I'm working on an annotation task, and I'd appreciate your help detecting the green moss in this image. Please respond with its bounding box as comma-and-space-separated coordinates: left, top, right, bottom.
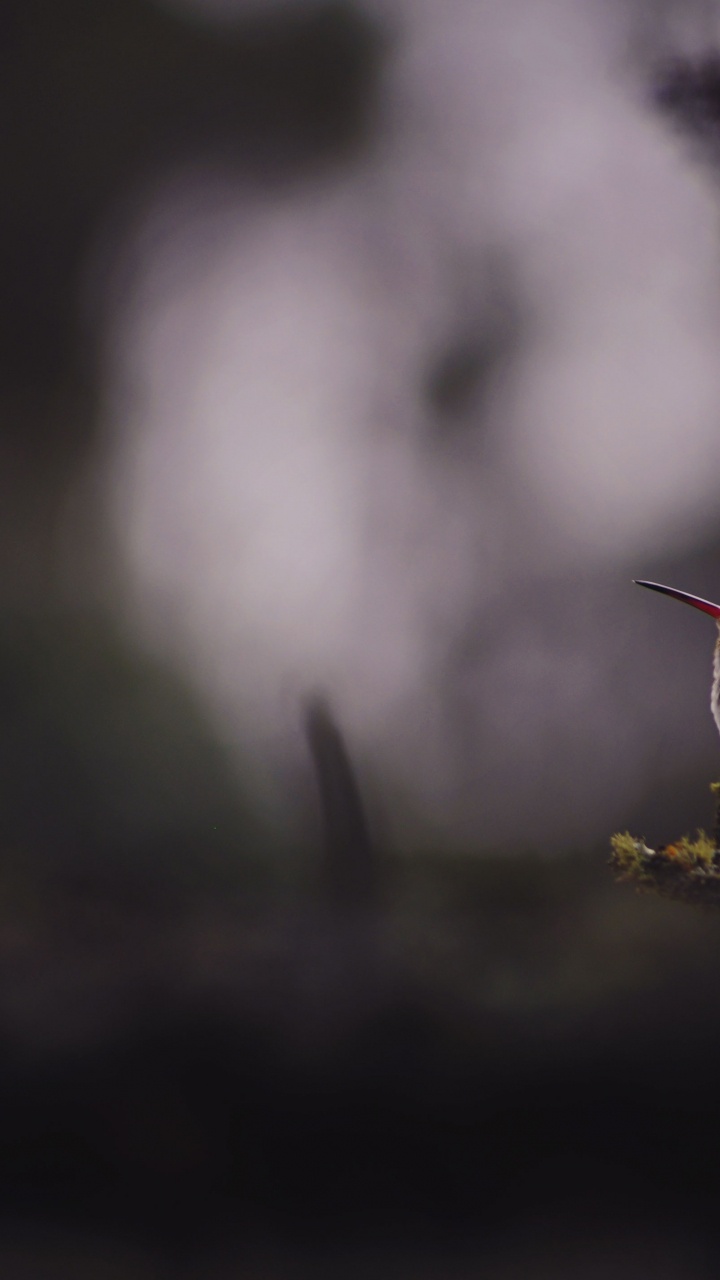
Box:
610, 803, 720, 908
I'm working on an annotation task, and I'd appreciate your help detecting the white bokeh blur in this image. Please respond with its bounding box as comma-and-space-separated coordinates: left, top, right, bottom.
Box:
96, 0, 720, 848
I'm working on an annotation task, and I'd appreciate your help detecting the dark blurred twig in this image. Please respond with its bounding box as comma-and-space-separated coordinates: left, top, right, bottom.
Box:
302, 694, 378, 912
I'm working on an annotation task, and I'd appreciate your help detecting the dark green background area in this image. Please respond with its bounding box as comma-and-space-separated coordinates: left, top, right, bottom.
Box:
0, 0, 384, 409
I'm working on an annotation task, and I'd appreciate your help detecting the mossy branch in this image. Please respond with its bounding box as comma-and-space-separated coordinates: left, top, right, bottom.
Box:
610, 783, 720, 908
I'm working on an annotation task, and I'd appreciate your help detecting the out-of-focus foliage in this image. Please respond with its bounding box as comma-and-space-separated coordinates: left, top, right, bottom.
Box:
0, 0, 383, 412
5, 1, 720, 1275
0, 607, 276, 900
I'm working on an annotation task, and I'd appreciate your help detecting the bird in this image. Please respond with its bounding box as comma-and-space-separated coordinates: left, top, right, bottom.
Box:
635, 580, 720, 737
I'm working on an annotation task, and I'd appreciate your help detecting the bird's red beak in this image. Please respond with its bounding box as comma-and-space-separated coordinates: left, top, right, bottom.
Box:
634, 580, 720, 619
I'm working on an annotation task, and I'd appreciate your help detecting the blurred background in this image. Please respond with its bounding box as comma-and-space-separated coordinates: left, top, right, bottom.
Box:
6, 0, 720, 1274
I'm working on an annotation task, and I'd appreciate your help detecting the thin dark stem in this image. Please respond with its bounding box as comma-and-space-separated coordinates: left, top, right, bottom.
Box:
302, 694, 378, 911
